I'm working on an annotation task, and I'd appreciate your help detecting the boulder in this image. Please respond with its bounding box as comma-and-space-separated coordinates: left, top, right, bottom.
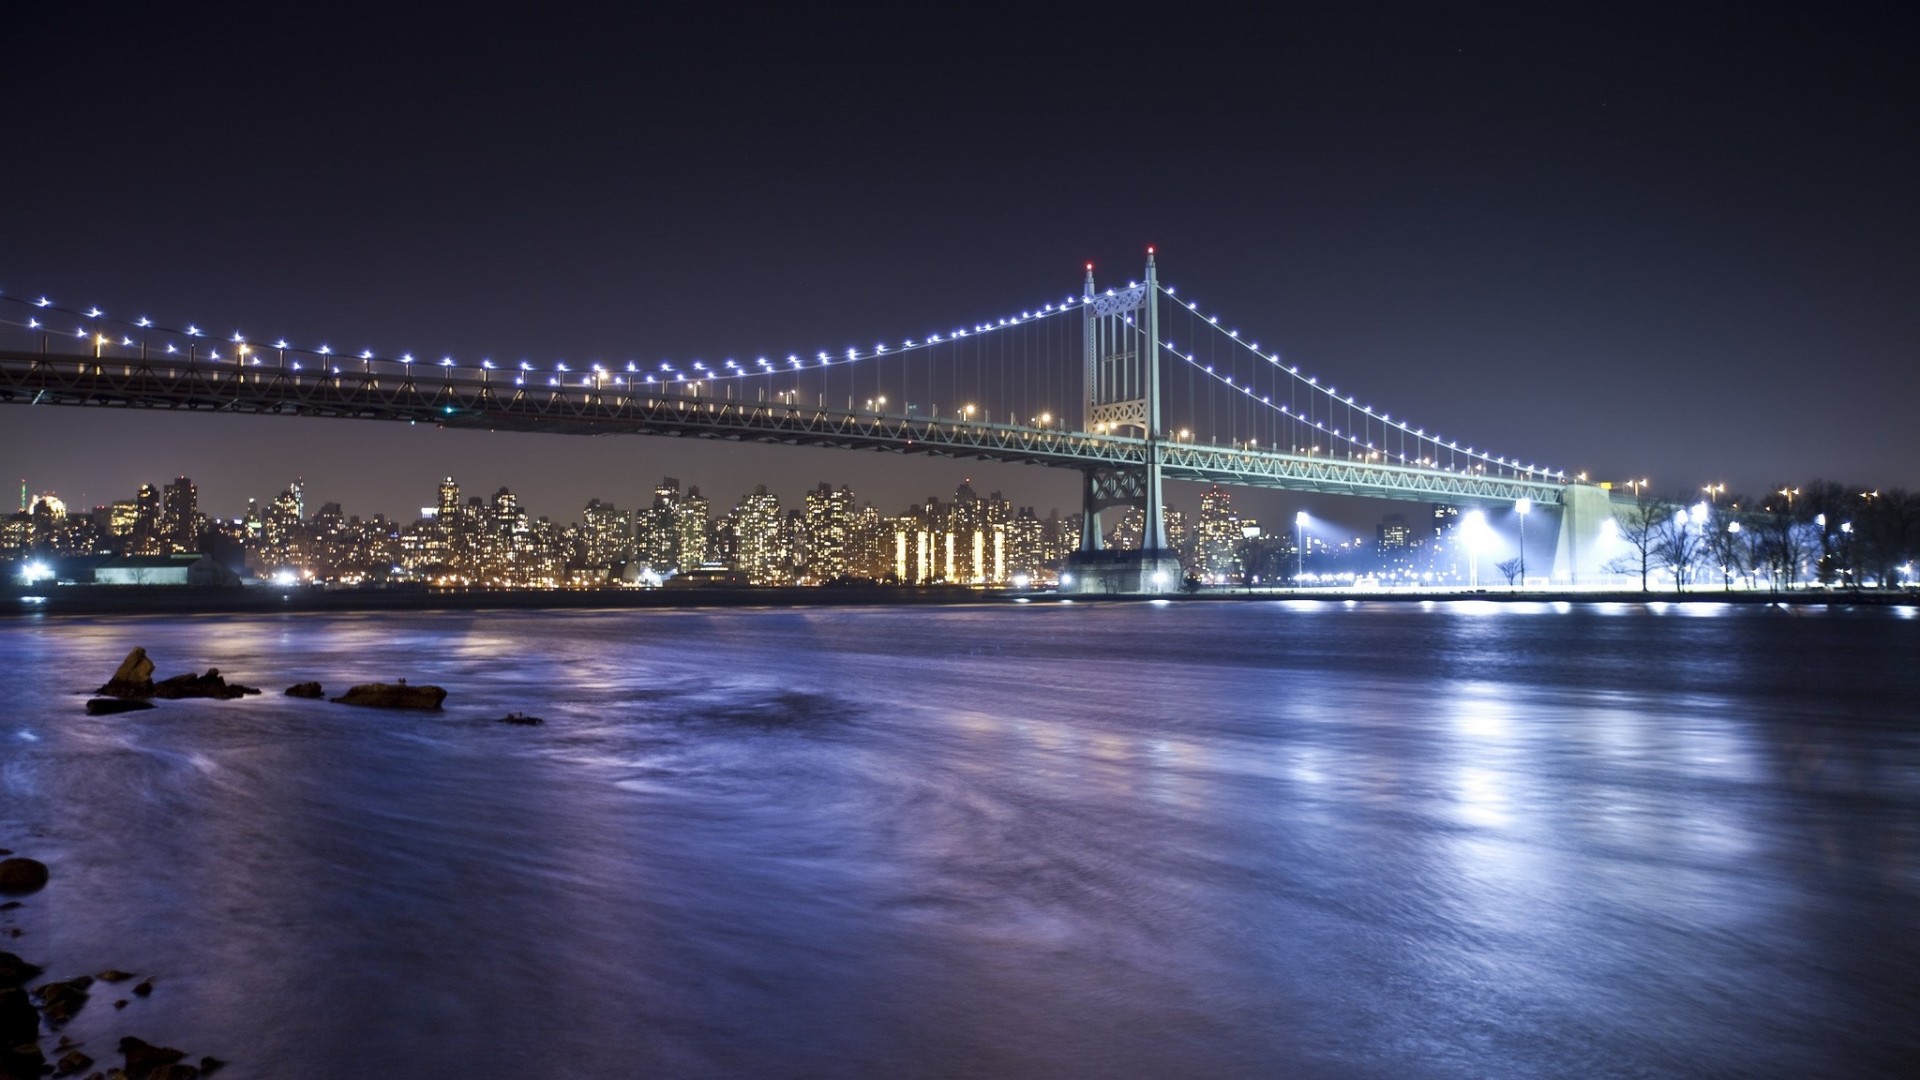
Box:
0, 987, 35, 1046
0, 950, 42, 989
331, 682, 446, 710
501, 712, 544, 726
0, 1038, 44, 1080
87, 698, 156, 716
117, 1037, 185, 1079
0, 859, 48, 896
284, 682, 324, 699
97, 647, 156, 698
151, 670, 260, 701
52, 1048, 93, 1076
32, 975, 92, 1025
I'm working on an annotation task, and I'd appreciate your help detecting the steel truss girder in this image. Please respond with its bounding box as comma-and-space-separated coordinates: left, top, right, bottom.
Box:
0, 351, 1564, 507
1084, 465, 1151, 513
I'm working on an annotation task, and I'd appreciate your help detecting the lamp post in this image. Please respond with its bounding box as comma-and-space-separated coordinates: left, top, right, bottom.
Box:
1295, 510, 1308, 586
1463, 509, 1487, 588
1516, 497, 1531, 588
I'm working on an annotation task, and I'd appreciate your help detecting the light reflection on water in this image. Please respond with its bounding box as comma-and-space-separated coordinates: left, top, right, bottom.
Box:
0, 602, 1917, 1079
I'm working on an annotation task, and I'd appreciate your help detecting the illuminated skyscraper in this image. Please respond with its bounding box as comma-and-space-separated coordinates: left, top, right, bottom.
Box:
1197, 486, 1243, 580
580, 498, 631, 571
729, 485, 787, 585
161, 476, 198, 553
132, 484, 163, 556
803, 482, 857, 583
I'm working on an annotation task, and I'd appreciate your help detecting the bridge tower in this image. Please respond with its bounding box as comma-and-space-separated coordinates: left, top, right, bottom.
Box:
1062, 250, 1183, 594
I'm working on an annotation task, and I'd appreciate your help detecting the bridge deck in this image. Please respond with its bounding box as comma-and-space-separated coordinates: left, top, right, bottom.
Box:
0, 351, 1565, 505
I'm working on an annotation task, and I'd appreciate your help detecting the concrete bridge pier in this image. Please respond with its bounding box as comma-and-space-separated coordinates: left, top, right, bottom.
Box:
1549, 484, 1616, 585
1062, 464, 1182, 595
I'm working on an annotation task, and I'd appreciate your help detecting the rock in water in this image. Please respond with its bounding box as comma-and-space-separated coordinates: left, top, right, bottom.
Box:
151, 669, 261, 701
52, 1047, 93, 1076
86, 697, 156, 716
501, 711, 544, 725
32, 975, 92, 1025
330, 682, 447, 710
284, 682, 324, 698
97, 647, 156, 698
0, 986, 36, 1045
0, 1038, 44, 1080
0, 859, 48, 896
118, 1036, 187, 1078
0, 950, 43, 989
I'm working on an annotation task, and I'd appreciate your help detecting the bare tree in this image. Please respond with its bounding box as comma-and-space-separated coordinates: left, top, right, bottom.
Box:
1703, 500, 1752, 591
1753, 487, 1807, 590
1496, 557, 1524, 587
1653, 504, 1706, 592
1606, 487, 1664, 591
1858, 488, 1918, 588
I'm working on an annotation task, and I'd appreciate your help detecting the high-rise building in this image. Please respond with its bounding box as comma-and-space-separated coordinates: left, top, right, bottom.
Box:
729, 485, 787, 585
1005, 507, 1045, 579
580, 498, 631, 571
803, 482, 857, 583
132, 484, 163, 556
676, 486, 711, 573
1377, 514, 1412, 553
161, 476, 199, 553
636, 478, 682, 573
1197, 486, 1243, 580
847, 502, 888, 581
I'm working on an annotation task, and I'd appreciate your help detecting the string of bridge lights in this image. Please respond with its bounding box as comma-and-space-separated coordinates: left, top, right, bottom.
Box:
1156, 283, 1565, 480
0, 282, 1148, 389
1, 282, 1563, 479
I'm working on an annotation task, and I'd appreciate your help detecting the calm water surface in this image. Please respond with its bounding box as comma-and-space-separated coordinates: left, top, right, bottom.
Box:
2, 601, 1917, 1078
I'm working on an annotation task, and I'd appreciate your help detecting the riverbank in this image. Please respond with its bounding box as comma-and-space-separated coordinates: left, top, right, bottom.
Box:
3, 582, 1912, 617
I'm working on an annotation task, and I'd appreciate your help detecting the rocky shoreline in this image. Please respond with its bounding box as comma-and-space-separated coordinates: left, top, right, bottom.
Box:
2, 853, 224, 1080
3, 647, 539, 1079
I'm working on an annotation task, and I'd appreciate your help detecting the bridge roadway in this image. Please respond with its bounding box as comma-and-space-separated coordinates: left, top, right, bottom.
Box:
0, 350, 1566, 506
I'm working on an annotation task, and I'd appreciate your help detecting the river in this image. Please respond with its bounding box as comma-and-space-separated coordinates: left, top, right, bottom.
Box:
2, 600, 1917, 1078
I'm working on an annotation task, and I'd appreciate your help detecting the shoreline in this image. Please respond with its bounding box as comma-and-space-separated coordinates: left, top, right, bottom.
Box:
3, 583, 1912, 618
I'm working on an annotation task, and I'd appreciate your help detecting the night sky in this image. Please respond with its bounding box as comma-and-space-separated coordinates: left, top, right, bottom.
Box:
4, 4, 1916, 530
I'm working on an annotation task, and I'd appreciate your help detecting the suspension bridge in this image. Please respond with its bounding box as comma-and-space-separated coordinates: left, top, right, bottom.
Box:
0, 251, 1614, 592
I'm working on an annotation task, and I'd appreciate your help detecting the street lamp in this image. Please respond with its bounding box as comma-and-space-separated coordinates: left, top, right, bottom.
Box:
1462, 509, 1488, 588
1515, 497, 1532, 588
1295, 510, 1308, 585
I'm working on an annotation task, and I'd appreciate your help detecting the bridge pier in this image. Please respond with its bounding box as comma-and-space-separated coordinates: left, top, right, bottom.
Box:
1549, 483, 1615, 585
1061, 547, 1184, 595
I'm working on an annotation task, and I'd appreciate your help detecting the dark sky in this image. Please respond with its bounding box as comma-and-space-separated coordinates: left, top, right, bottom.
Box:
4, 3, 1916, 530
